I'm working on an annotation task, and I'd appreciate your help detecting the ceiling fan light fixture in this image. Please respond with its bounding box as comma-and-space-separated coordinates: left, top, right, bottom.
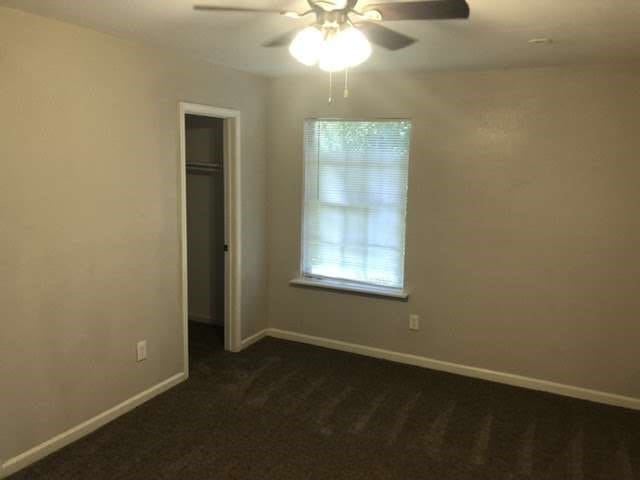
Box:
318, 31, 349, 72
289, 26, 324, 66
318, 26, 372, 72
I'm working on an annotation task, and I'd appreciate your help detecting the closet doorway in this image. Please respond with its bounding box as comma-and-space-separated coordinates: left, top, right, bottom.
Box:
179, 103, 242, 373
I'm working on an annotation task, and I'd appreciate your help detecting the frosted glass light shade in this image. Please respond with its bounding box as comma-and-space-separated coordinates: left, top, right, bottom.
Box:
318, 32, 349, 72
289, 27, 324, 66
318, 27, 372, 72
340, 27, 372, 67
289, 25, 372, 71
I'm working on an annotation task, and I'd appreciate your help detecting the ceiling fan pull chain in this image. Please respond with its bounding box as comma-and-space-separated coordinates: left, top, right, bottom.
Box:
328, 71, 333, 104
344, 67, 350, 98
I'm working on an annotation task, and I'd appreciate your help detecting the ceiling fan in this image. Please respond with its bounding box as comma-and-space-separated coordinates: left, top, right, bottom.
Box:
194, 0, 470, 70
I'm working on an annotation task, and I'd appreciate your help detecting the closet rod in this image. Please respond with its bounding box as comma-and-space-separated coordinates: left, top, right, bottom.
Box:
186, 162, 223, 173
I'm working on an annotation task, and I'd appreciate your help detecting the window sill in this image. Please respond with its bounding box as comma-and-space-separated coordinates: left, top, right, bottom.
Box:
289, 277, 409, 300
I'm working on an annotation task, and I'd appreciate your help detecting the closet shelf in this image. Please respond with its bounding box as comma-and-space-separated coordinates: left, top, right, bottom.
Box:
186, 162, 223, 173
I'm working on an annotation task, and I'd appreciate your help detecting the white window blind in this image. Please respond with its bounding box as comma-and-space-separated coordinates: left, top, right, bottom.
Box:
302, 119, 412, 289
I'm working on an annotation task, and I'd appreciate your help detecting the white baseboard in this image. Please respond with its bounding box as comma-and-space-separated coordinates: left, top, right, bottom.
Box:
4, 330, 637, 478
1, 372, 187, 479
266, 328, 640, 411
240, 328, 269, 350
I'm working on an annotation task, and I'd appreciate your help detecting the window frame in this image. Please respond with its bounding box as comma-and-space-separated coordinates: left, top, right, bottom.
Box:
292, 117, 412, 300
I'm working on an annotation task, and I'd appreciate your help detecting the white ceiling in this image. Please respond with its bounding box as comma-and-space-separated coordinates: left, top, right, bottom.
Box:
2, 0, 640, 77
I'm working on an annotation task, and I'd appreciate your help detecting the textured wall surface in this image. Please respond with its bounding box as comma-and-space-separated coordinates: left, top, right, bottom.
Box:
267, 65, 640, 400
0, 6, 267, 461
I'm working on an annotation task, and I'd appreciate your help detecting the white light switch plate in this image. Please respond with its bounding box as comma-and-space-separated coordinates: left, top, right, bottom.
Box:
409, 314, 420, 331
136, 340, 147, 361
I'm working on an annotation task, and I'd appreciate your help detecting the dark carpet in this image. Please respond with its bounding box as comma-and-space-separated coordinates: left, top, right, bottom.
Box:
10, 322, 640, 479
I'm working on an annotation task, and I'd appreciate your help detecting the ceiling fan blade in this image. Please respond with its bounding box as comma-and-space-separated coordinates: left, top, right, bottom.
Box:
363, 0, 470, 21
262, 28, 301, 47
357, 22, 416, 50
194, 5, 284, 13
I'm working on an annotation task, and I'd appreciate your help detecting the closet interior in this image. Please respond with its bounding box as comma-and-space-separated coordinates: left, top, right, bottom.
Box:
186, 114, 225, 353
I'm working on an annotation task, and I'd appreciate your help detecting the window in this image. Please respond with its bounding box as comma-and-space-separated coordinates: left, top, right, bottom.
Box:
298, 119, 412, 296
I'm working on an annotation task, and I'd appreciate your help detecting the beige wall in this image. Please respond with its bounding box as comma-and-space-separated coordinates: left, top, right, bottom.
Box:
2, 1, 640, 468
0, 7, 267, 461
267, 65, 640, 400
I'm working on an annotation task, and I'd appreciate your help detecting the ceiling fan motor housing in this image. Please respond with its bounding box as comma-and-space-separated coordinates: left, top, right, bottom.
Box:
315, 9, 350, 30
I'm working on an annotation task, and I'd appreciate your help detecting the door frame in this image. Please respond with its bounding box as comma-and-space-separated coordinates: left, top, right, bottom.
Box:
178, 102, 242, 373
